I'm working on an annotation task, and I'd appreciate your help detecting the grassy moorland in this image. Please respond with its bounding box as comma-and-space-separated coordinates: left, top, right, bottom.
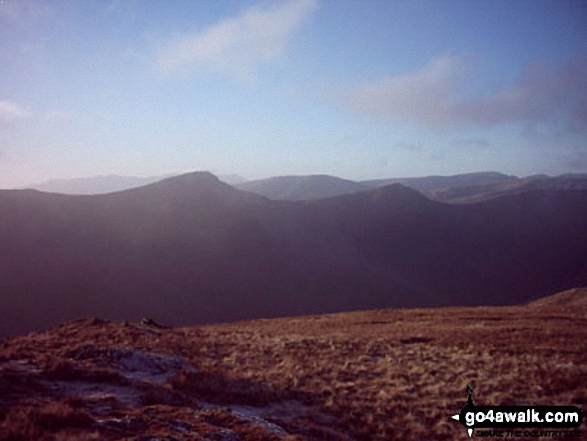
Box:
0, 290, 585, 440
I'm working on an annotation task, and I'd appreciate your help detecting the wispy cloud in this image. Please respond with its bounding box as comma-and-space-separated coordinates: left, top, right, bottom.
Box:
0, 100, 31, 127
349, 54, 465, 129
348, 53, 587, 133
0, 0, 51, 21
155, 0, 317, 82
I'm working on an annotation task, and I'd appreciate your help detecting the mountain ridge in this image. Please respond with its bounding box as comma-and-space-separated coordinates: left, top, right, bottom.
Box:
22, 172, 249, 195
19, 171, 587, 205
1, 171, 586, 336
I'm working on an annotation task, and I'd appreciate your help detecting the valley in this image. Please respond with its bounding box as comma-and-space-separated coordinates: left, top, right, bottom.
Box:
1, 172, 586, 336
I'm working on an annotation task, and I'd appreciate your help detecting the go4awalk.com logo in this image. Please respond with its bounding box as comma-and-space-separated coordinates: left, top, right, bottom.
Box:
451, 386, 583, 438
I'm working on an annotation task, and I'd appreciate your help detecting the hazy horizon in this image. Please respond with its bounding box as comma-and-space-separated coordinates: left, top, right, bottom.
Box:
1, 0, 586, 188
9, 168, 578, 193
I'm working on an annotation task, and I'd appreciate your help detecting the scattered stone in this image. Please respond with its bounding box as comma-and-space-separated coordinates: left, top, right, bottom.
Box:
140, 318, 172, 329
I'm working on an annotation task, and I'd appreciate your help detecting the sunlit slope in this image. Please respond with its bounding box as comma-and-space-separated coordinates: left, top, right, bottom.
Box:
1, 291, 585, 440
528, 287, 587, 307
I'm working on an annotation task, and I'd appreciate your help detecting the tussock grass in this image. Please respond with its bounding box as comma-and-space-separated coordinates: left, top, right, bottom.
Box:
0, 304, 585, 440
165, 304, 587, 440
0, 400, 96, 441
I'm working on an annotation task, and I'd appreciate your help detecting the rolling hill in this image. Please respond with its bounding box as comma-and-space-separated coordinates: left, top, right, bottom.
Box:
362, 171, 518, 193
25, 173, 248, 195
235, 172, 518, 201
1, 171, 587, 336
236, 172, 587, 204
427, 174, 587, 203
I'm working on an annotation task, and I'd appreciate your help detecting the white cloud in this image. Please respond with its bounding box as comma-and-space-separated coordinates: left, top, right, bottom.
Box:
156, 0, 317, 81
0, 100, 31, 127
0, 0, 51, 21
348, 53, 587, 134
349, 54, 465, 129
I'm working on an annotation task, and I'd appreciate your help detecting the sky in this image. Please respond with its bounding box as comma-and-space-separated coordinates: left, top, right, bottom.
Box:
1, 0, 586, 188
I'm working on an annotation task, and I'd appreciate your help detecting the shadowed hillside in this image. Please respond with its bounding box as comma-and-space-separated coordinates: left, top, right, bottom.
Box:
363, 171, 518, 193
235, 172, 516, 201
1, 172, 587, 336
236, 172, 587, 204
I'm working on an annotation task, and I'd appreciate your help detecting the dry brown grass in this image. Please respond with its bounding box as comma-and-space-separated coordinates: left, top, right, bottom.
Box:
161, 304, 587, 439
0, 301, 585, 440
0, 399, 97, 441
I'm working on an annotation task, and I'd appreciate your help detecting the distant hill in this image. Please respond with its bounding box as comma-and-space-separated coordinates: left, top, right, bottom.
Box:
236, 172, 587, 205
25, 173, 247, 195
362, 171, 518, 192
428, 174, 587, 203
1, 171, 587, 336
28, 174, 175, 195
236, 174, 370, 200
27, 171, 587, 202
528, 287, 587, 307
235, 172, 518, 201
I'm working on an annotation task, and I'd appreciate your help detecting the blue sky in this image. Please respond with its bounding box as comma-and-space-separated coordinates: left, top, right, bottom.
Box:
1, 0, 586, 187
